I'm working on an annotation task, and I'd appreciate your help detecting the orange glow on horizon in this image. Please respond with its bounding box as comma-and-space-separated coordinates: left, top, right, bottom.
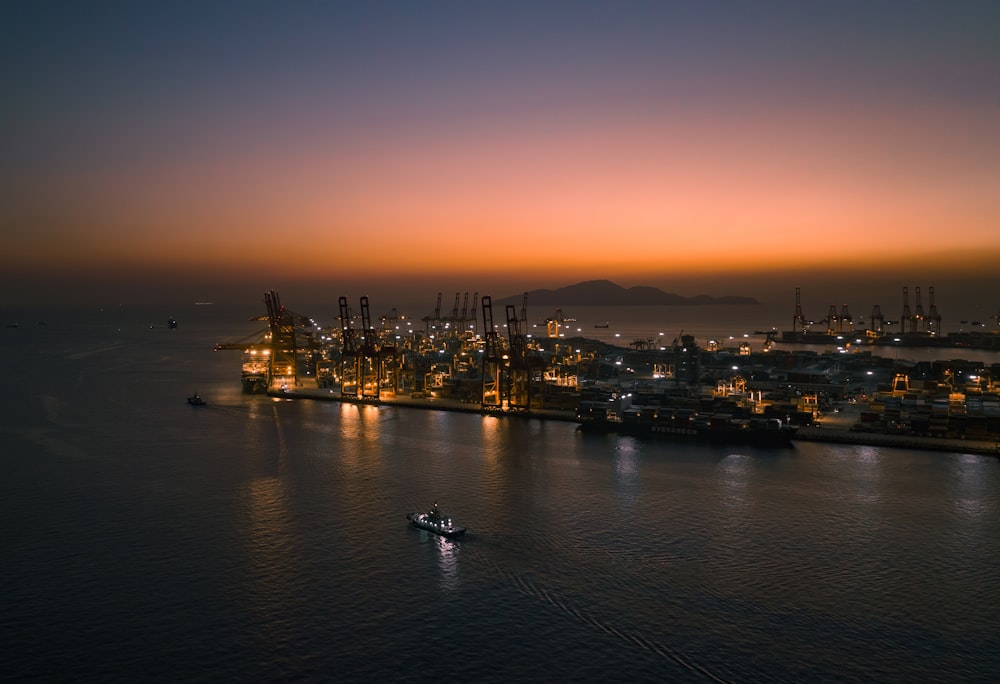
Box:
6, 97, 998, 287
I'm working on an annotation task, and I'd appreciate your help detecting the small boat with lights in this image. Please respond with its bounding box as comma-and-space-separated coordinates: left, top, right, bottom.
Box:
407, 502, 466, 538
187, 393, 206, 406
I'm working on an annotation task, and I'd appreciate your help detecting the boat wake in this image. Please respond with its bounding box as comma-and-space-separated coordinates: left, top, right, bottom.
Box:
483, 558, 731, 683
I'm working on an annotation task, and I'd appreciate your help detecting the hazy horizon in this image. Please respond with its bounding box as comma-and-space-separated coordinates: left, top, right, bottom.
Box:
3, 270, 997, 330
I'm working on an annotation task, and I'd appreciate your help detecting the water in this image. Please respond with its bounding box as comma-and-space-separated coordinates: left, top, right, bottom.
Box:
3, 304, 999, 682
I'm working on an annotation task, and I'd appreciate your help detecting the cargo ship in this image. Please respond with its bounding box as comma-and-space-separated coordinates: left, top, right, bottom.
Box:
577, 402, 798, 447
240, 345, 270, 394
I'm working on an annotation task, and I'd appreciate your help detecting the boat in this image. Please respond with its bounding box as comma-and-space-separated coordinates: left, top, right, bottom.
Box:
187, 393, 206, 406
168, 318, 178, 329
594, 322, 609, 328
407, 502, 466, 538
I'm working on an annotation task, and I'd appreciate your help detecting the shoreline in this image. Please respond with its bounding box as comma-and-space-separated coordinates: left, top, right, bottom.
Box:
270, 388, 1000, 457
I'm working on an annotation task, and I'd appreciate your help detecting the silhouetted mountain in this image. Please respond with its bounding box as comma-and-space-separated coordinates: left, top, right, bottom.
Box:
495, 280, 758, 306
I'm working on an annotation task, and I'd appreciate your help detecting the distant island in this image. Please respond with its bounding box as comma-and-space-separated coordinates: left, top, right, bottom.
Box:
495, 280, 759, 307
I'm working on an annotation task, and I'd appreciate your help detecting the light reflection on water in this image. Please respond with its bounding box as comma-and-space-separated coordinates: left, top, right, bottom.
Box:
612, 438, 640, 506
852, 445, 883, 505
435, 534, 461, 592
716, 452, 752, 514
954, 453, 993, 518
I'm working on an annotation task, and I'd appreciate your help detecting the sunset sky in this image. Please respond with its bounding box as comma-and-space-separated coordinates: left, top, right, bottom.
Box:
2, 1, 999, 312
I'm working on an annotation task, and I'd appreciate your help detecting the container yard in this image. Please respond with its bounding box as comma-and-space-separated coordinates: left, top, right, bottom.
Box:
215, 289, 1000, 454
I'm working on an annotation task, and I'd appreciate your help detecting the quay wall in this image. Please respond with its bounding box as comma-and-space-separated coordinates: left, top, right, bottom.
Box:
271, 389, 999, 457
795, 425, 999, 456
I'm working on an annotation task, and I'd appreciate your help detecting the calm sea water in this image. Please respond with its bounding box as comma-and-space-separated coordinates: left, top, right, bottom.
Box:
2, 304, 999, 682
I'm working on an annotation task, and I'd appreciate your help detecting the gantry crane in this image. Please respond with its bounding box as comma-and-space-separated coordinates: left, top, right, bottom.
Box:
358, 296, 399, 399
339, 295, 361, 397
793, 287, 809, 333
825, 304, 839, 335
927, 286, 942, 334
839, 304, 853, 333
359, 296, 381, 400
480, 295, 505, 410
469, 292, 479, 337
914, 286, 926, 333
264, 289, 295, 389
422, 292, 443, 333
900, 287, 913, 333
262, 289, 319, 391
868, 305, 885, 339
449, 292, 461, 327
506, 303, 531, 410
